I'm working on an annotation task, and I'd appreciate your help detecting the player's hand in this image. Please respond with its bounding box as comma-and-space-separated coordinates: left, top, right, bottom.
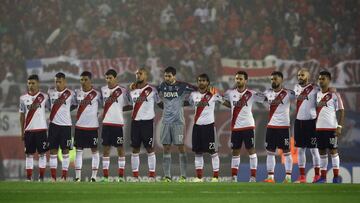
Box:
335, 127, 342, 137
129, 82, 136, 90
208, 86, 218, 95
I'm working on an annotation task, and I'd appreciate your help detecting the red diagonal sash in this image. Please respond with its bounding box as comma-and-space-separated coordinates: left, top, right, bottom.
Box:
231, 90, 252, 130
102, 87, 122, 119
49, 89, 71, 122
316, 93, 332, 118
131, 86, 153, 120
25, 93, 45, 129
269, 90, 287, 122
296, 85, 314, 116
194, 91, 213, 124
76, 90, 97, 120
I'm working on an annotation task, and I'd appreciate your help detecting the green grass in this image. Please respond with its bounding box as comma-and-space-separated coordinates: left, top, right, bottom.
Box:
1, 182, 359, 203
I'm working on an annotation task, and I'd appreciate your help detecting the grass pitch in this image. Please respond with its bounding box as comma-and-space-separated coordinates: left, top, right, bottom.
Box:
1, 181, 359, 203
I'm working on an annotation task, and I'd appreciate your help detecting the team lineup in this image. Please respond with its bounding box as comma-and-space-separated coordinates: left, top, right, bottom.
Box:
19, 66, 345, 183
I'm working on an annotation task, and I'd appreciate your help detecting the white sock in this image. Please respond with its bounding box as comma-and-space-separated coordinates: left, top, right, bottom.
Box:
118, 156, 126, 170
148, 152, 156, 173
50, 154, 58, 170
266, 152, 276, 176
91, 152, 99, 179
249, 153, 258, 170
310, 148, 320, 168
26, 155, 34, 170
131, 153, 140, 172
75, 150, 83, 179
331, 153, 340, 170
231, 155, 240, 174
39, 154, 47, 169
320, 154, 328, 171
298, 148, 306, 169
102, 157, 110, 170
211, 153, 220, 172
62, 154, 70, 171
284, 152, 293, 174
195, 154, 204, 170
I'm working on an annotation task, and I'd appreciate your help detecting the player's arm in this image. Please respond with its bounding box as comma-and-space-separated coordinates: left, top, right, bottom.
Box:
222, 90, 231, 108
222, 100, 231, 108
20, 112, 25, 141
157, 102, 164, 109
335, 92, 345, 137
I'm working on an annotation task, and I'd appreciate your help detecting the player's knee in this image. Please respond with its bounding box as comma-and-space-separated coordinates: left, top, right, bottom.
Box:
247, 148, 256, 155
132, 148, 140, 153
232, 149, 241, 156
146, 147, 154, 153
50, 149, 58, 155
330, 149, 338, 155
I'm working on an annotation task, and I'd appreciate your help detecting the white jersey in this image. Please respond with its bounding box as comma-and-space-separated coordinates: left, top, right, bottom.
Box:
130, 84, 161, 121
189, 91, 224, 125
75, 88, 101, 130
224, 88, 265, 130
294, 83, 319, 120
101, 85, 131, 126
19, 92, 49, 132
316, 91, 344, 131
263, 88, 295, 128
48, 88, 76, 126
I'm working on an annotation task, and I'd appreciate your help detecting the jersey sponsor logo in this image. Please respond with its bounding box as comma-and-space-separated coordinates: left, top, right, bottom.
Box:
163, 91, 179, 98
25, 93, 45, 129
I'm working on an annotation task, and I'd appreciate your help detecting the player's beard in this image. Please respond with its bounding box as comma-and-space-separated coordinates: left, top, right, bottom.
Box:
271, 83, 280, 89
237, 83, 244, 90
136, 79, 144, 84
298, 79, 306, 86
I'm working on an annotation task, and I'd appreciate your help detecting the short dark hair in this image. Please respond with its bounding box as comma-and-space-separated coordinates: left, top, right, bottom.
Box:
271, 71, 283, 79
236, 71, 248, 80
55, 72, 66, 79
28, 74, 39, 81
319, 70, 331, 80
105, 69, 117, 78
80, 71, 92, 79
197, 73, 210, 83
164, 66, 176, 76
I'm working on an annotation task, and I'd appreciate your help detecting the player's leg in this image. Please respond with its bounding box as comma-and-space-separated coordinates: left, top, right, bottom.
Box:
230, 131, 241, 181
308, 119, 320, 182
74, 129, 83, 181
101, 126, 111, 181
329, 134, 340, 183
113, 126, 125, 182
316, 131, 328, 183
24, 132, 35, 181
143, 120, 156, 180
207, 124, 219, 182
48, 123, 59, 181
130, 121, 141, 179
160, 123, 172, 181
59, 125, 72, 181
192, 124, 203, 182
36, 131, 49, 181
173, 124, 186, 181
279, 129, 292, 183
244, 130, 257, 182
90, 130, 99, 182
117, 146, 126, 182
294, 119, 306, 183
264, 128, 276, 183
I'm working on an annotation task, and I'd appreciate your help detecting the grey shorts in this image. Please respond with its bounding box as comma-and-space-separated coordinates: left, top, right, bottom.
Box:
160, 123, 185, 145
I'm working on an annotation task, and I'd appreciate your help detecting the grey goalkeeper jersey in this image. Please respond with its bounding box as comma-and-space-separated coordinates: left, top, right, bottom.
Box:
157, 81, 196, 124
